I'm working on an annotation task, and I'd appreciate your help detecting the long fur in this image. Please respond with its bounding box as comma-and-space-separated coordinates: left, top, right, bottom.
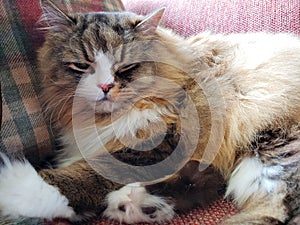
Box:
38, 4, 300, 223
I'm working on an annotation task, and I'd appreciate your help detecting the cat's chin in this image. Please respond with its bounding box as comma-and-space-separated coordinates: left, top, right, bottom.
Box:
94, 100, 121, 114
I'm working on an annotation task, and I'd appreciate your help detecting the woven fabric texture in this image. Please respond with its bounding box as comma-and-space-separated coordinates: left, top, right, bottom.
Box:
96, 199, 237, 225
45, 199, 237, 225
0, 0, 51, 165
0, 0, 124, 166
122, 0, 300, 37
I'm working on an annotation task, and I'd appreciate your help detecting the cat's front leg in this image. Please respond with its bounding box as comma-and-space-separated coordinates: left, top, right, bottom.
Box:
0, 154, 123, 221
0, 154, 75, 220
103, 183, 175, 224
39, 159, 124, 221
103, 160, 225, 224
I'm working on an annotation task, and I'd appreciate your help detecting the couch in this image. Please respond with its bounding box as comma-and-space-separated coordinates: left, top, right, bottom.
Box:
0, 0, 299, 224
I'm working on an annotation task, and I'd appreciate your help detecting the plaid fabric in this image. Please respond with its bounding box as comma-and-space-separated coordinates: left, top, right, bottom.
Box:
0, 0, 124, 166
0, 0, 50, 165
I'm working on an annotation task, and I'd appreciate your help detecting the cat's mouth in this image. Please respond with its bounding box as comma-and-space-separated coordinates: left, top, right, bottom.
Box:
95, 97, 112, 106
96, 91, 113, 102
94, 96, 120, 113
98, 96, 110, 102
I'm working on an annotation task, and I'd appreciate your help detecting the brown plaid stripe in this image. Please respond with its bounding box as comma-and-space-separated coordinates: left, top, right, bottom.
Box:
0, 0, 52, 165
0, 0, 124, 166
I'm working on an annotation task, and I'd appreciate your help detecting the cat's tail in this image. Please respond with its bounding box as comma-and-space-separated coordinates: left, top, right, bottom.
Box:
0, 153, 75, 220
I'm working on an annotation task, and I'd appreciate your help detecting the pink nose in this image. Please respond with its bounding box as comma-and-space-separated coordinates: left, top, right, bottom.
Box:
97, 83, 114, 93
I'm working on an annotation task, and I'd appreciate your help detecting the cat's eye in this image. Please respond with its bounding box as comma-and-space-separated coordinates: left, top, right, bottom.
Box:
73, 63, 90, 70
68, 62, 92, 74
115, 63, 140, 78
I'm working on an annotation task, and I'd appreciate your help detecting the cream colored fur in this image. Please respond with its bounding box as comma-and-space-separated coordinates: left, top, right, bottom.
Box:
103, 31, 300, 224
183, 32, 300, 173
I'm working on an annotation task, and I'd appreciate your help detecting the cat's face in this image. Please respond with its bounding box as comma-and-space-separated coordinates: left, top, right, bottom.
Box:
39, 2, 182, 115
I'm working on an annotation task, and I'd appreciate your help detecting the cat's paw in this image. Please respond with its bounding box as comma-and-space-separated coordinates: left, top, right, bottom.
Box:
0, 153, 75, 219
103, 183, 175, 224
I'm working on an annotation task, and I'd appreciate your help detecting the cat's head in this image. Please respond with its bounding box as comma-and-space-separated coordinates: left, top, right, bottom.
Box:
39, 1, 189, 119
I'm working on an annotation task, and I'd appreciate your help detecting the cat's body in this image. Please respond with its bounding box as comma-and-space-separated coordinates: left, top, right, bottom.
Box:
0, 1, 299, 224
39, 7, 300, 224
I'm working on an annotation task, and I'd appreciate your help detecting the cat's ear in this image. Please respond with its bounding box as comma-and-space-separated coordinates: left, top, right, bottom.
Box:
135, 7, 166, 35
39, 0, 76, 31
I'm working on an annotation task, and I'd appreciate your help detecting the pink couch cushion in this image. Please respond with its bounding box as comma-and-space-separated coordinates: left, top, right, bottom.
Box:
46, 199, 237, 225
122, 0, 300, 37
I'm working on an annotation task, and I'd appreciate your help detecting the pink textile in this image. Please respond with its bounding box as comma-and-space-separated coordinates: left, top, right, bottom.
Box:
45, 199, 238, 225
122, 0, 300, 37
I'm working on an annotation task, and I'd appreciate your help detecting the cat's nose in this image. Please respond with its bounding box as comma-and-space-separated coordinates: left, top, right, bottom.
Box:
97, 83, 114, 94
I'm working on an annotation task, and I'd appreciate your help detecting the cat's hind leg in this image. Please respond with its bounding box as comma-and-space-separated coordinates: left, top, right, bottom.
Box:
0, 153, 75, 220
223, 125, 300, 225
224, 155, 299, 224
223, 189, 288, 225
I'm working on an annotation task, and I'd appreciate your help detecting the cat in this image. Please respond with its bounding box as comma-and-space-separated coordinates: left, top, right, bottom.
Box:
0, 0, 299, 224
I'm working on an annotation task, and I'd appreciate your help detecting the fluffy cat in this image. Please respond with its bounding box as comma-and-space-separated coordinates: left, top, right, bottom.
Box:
0, 0, 299, 224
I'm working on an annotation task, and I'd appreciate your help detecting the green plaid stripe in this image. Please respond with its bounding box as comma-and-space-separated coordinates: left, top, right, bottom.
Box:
0, 0, 124, 166
0, 0, 53, 165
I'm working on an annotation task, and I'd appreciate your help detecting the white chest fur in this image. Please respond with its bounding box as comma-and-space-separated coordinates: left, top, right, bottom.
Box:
59, 107, 168, 167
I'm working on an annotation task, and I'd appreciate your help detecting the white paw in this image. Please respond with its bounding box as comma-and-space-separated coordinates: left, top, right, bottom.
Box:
0, 154, 75, 219
103, 183, 175, 224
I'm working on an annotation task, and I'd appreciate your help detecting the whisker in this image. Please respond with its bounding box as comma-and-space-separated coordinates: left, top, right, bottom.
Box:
43, 92, 75, 135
